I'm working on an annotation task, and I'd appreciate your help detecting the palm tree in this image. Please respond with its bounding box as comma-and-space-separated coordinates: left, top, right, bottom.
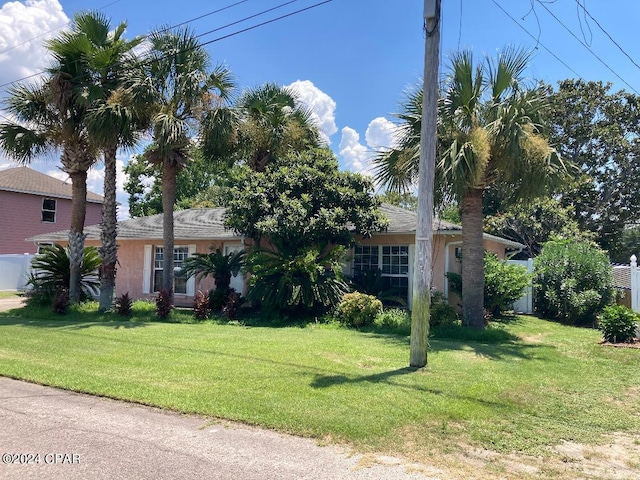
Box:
74, 12, 150, 311
180, 247, 245, 291
0, 16, 102, 303
144, 28, 235, 303
200, 83, 322, 173
374, 47, 569, 328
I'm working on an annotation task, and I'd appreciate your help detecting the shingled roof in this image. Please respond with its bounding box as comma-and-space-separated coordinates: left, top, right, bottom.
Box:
30, 208, 235, 242
0, 166, 103, 203
30, 204, 524, 250
379, 203, 524, 249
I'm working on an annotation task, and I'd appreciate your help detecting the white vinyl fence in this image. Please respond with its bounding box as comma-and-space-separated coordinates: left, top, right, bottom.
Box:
0, 254, 34, 291
507, 258, 535, 314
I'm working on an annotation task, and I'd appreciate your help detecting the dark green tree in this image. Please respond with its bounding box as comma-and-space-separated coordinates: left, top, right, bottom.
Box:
225, 149, 388, 249
224, 148, 388, 312
484, 197, 589, 258
548, 80, 640, 256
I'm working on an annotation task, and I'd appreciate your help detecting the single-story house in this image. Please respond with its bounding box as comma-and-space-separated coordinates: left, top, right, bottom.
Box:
29, 204, 524, 307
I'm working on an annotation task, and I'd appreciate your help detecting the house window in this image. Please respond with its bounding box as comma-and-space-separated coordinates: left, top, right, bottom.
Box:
353, 245, 410, 301
37, 243, 53, 254
353, 245, 379, 274
153, 246, 189, 294
42, 198, 56, 223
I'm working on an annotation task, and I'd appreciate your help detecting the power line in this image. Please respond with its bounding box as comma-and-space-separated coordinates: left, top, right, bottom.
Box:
198, 0, 333, 48
574, 0, 640, 72
0, 0, 333, 92
0, 0, 250, 64
194, 0, 300, 40
490, 0, 582, 79
535, 0, 639, 94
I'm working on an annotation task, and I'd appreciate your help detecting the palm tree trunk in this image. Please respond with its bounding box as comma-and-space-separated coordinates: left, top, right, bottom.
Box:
68, 170, 88, 304
99, 144, 118, 311
162, 162, 178, 304
461, 186, 485, 329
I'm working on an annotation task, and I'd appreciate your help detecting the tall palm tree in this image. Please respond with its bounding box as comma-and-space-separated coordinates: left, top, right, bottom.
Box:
74, 12, 151, 311
236, 83, 322, 172
144, 28, 235, 303
0, 17, 101, 303
200, 83, 322, 173
374, 47, 569, 328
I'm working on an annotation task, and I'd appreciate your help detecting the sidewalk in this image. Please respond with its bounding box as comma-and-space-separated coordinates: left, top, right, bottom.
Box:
0, 378, 434, 480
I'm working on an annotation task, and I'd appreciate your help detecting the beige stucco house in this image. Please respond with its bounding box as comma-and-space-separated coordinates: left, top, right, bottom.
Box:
30, 204, 523, 307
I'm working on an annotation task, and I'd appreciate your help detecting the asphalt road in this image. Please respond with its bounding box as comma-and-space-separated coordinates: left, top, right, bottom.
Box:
0, 378, 437, 480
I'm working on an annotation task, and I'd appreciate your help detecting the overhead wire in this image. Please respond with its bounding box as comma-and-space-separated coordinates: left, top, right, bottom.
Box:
490, 0, 582, 79
0, 0, 332, 92
574, 0, 640, 72
534, 0, 639, 94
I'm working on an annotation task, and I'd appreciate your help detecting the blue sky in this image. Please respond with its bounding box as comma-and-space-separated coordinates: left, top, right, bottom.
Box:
1, 0, 639, 218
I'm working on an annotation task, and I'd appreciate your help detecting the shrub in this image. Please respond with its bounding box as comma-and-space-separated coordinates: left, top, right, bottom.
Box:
350, 268, 408, 307
430, 291, 459, 328
52, 288, 69, 314
534, 240, 614, 324
484, 253, 530, 316
155, 288, 173, 320
209, 287, 233, 311
598, 305, 638, 343
193, 290, 211, 320
446, 253, 530, 316
246, 245, 349, 313
222, 291, 242, 319
114, 292, 133, 317
374, 307, 411, 334
26, 244, 101, 305
336, 292, 383, 328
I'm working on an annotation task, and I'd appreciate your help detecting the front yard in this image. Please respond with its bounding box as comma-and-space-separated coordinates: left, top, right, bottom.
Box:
0, 305, 638, 479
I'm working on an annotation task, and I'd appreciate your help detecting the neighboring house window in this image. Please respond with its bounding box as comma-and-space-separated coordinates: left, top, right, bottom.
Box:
42, 198, 56, 223
353, 245, 410, 300
37, 243, 53, 254
153, 246, 189, 294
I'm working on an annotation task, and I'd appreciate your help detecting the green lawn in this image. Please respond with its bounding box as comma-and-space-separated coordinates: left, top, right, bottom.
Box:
0, 291, 20, 299
0, 304, 638, 478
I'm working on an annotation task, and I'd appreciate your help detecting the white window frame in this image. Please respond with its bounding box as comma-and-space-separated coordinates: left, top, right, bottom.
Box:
41, 198, 56, 223
150, 245, 196, 295
353, 244, 413, 303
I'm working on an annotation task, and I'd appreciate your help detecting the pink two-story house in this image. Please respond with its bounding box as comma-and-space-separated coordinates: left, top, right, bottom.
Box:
0, 166, 103, 254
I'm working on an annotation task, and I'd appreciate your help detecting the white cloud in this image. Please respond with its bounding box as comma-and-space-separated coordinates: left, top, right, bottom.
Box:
338, 126, 371, 175
365, 117, 397, 150
0, 0, 68, 86
339, 117, 397, 178
287, 79, 338, 144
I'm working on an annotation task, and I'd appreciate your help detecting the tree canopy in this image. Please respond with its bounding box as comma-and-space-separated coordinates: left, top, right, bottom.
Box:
224, 148, 389, 250
547, 79, 640, 259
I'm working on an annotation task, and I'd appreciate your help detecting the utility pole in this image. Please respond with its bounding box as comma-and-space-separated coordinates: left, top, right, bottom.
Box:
410, 0, 440, 368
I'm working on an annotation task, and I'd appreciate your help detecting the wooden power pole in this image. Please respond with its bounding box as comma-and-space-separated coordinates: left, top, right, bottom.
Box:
410, 0, 441, 368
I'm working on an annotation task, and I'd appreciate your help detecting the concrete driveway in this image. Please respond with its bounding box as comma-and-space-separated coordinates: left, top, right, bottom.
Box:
0, 378, 436, 479
0, 296, 25, 312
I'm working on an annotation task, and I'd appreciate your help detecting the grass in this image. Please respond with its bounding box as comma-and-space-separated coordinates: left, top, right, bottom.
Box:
0, 303, 638, 477
0, 291, 21, 299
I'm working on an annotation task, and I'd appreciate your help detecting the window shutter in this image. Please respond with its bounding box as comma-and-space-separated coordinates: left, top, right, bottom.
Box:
186, 244, 196, 296
142, 245, 152, 294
